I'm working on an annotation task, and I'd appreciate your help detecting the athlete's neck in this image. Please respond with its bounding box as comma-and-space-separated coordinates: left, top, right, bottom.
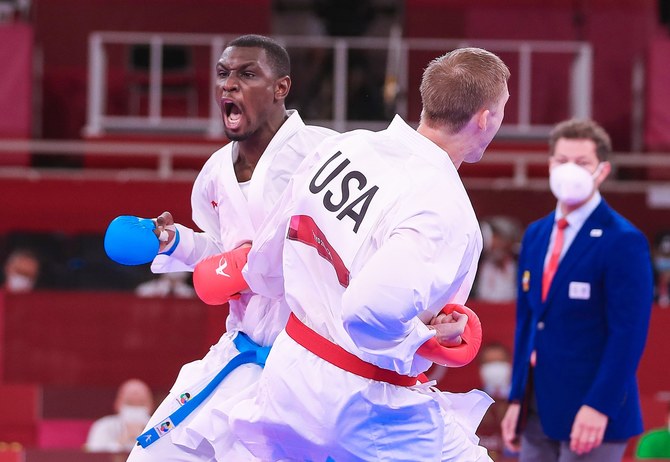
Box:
417, 122, 466, 169
235, 110, 290, 181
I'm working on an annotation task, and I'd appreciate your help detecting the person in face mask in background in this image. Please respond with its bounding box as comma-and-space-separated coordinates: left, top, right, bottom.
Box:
86, 379, 154, 453
500, 118, 653, 462
477, 342, 516, 460
479, 342, 512, 399
2, 248, 40, 293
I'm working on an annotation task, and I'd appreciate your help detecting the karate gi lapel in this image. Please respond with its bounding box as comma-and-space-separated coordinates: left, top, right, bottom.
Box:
215, 145, 255, 247
247, 111, 305, 230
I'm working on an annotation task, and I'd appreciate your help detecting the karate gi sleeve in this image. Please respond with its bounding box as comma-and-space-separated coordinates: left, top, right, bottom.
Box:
341, 208, 475, 375
151, 223, 225, 273
150, 151, 239, 273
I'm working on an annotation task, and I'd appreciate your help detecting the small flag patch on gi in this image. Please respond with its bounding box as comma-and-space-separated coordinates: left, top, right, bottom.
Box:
155, 418, 174, 436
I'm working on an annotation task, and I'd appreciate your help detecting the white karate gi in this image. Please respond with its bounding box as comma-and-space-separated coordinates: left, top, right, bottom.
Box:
230, 115, 493, 462
127, 111, 335, 462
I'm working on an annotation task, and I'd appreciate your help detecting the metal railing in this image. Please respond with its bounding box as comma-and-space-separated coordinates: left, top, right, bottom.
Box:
2, 139, 668, 195
468, 151, 670, 194
84, 31, 592, 138
0, 138, 220, 180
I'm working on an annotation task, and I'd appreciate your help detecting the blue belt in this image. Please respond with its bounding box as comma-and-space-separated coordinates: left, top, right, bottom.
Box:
137, 332, 271, 448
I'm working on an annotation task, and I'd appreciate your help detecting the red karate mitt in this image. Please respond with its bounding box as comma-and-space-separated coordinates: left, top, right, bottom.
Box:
193, 244, 251, 305
416, 303, 482, 368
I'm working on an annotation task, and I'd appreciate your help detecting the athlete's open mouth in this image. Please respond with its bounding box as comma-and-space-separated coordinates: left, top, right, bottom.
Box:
222, 100, 242, 128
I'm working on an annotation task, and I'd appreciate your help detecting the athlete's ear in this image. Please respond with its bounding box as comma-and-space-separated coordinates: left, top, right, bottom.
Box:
477, 108, 490, 131
275, 75, 291, 102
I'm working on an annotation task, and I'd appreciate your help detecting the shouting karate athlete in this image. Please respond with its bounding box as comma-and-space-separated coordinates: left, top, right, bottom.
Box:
226, 47, 511, 461
124, 35, 335, 461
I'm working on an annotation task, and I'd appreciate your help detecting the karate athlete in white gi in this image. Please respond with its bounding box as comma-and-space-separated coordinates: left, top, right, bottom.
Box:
229, 47, 511, 461
126, 35, 335, 462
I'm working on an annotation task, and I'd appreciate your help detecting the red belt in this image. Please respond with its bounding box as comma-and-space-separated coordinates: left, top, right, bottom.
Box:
285, 312, 418, 387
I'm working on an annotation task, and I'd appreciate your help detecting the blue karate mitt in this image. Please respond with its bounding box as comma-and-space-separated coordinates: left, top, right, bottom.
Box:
104, 215, 159, 265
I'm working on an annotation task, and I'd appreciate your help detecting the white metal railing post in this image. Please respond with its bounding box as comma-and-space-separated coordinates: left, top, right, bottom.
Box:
333, 39, 349, 133
518, 43, 532, 132
513, 157, 529, 187
384, 24, 403, 119
158, 148, 172, 178
208, 35, 225, 138
85, 33, 106, 136
631, 54, 645, 152
397, 40, 409, 120
148, 36, 164, 124
570, 43, 592, 119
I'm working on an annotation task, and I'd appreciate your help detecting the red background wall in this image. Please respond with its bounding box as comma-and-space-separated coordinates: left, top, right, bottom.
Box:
0, 291, 227, 388
0, 24, 32, 139
1, 292, 666, 416
1, 176, 667, 244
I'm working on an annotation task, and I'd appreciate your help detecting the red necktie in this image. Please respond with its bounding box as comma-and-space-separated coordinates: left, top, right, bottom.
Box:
542, 218, 569, 302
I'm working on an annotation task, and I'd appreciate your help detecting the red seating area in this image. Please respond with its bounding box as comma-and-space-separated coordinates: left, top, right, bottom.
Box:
37, 420, 93, 450
0, 384, 40, 447
0, 450, 120, 462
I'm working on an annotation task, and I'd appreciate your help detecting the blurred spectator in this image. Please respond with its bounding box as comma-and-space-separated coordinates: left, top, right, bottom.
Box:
474, 216, 522, 303
2, 247, 40, 293
653, 231, 670, 308
67, 233, 152, 291
1, 231, 151, 291
479, 342, 512, 399
135, 271, 195, 298
477, 342, 517, 461
85, 378, 154, 453
635, 403, 670, 459
0, 0, 29, 22
292, 0, 385, 121
314, 0, 374, 37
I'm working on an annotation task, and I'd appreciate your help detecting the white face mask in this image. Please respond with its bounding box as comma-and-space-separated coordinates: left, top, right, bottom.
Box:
6, 274, 35, 293
549, 162, 602, 206
119, 405, 150, 424
479, 360, 512, 398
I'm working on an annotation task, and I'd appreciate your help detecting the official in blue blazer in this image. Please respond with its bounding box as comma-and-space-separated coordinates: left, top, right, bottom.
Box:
500, 119, 653, 462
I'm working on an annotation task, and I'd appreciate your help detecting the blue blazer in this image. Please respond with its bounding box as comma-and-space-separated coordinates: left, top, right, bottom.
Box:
509, 199, 653, 441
